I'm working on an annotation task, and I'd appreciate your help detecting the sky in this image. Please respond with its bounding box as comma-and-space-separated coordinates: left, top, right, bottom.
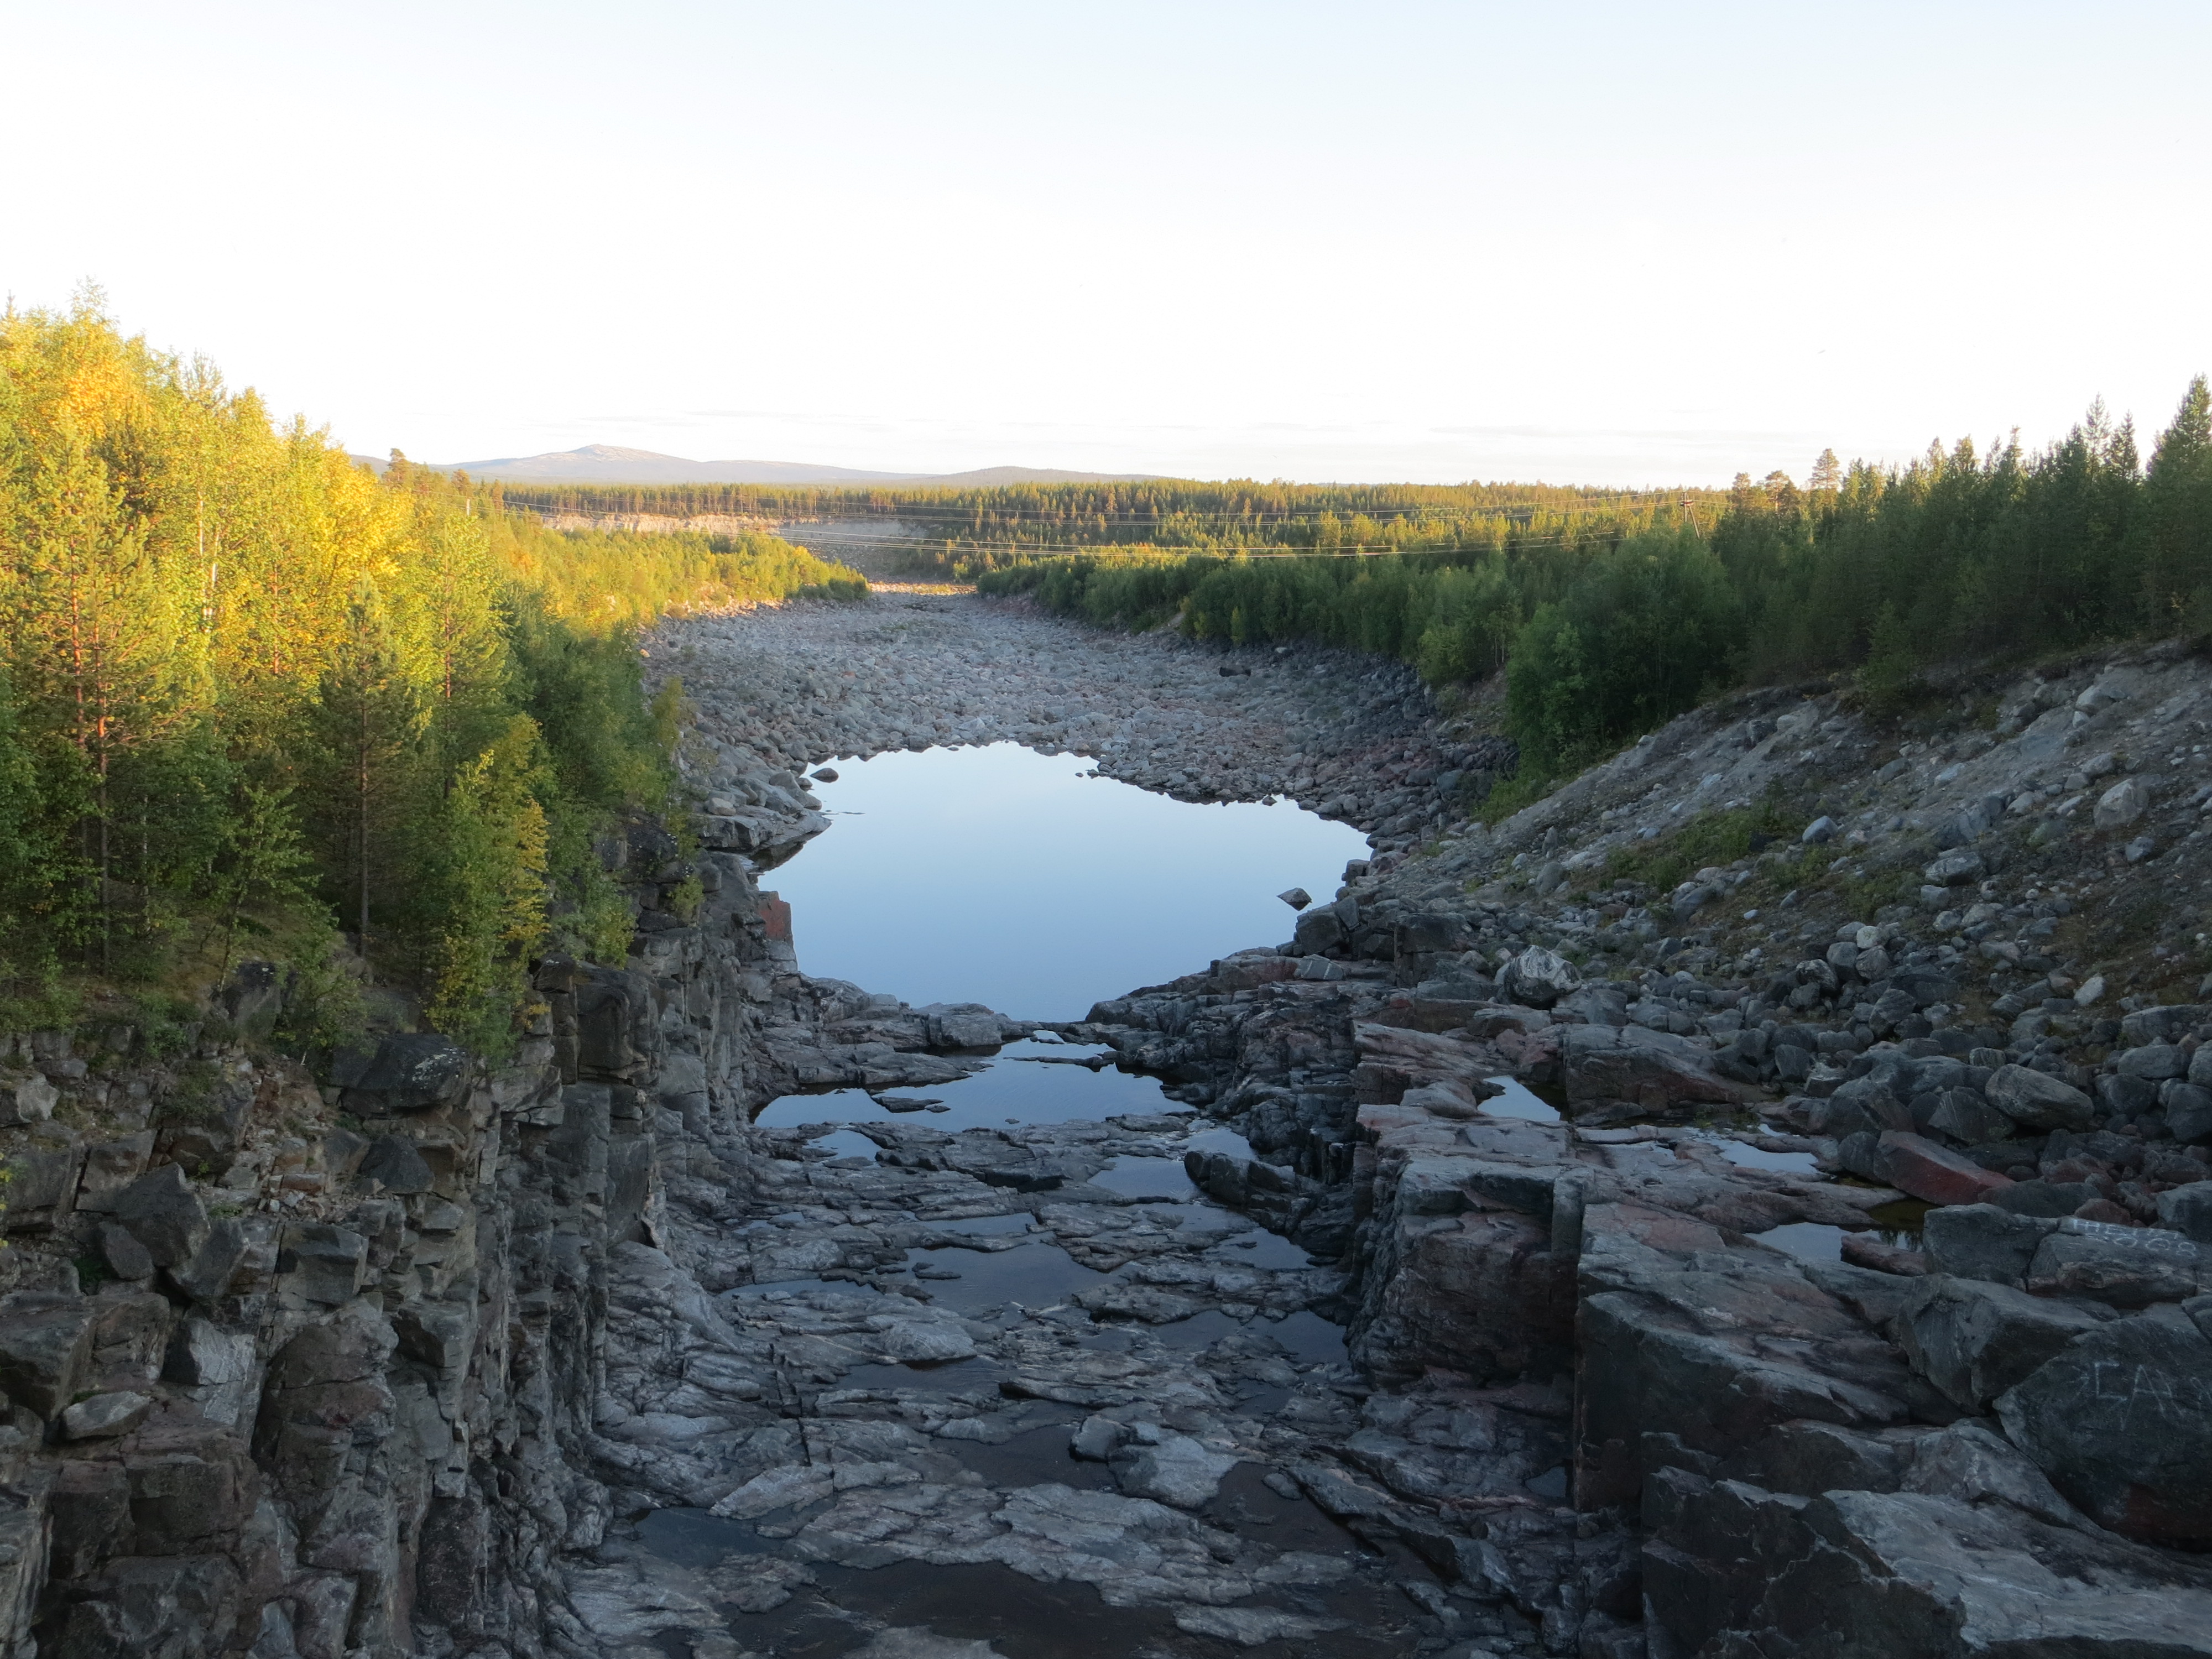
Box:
5, 1, 2208, 486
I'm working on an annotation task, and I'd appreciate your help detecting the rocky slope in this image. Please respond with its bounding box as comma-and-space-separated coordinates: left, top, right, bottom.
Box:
6, 580, 2211, 1659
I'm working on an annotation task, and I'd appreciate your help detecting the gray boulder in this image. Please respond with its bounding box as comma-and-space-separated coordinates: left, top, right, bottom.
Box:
1998, 1310, 2212, 1547
1921, 1204, 2053, 1287
2157, 1183, 2212, 1244
2169, 1084, 2212, 1145
111, 1162, 210, 1269
331, 1032, 471, 1113
2025, 1221, 2206, 1308
1497, 946, 1581, 1009
0, 1292, 96, 1418
1896, 1274, 2114, 1411
355, 1134, 435, 1194
1559, 1024, 1762, 1119
1984, 1065, 2095, 1133
1923, 849, 1986, 886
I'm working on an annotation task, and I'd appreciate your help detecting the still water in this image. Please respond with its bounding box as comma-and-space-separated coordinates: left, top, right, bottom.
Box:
766, 742, 1370, 1019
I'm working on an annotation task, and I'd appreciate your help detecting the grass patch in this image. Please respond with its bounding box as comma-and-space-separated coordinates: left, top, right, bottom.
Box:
1597, 794, 1803, 896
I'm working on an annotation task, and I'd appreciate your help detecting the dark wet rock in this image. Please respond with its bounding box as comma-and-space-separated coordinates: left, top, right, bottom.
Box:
1997, 1307, 2212, 1547
1897, 1275, 2116, 1412
1558, 1024, 1762, 1121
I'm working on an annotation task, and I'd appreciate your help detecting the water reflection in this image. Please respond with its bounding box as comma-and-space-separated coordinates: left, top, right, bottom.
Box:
755, 1039, 1175, 1133
770, 742, 1370, 1018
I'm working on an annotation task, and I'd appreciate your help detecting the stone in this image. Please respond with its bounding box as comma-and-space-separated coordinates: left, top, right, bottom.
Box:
1997, 1310, 2212, 1546
1922, 849, 1986, 886
1172, 1606, 1347, 1646
354, 1134, 434, 1194
1498, 946, 1582, 1009
1983, 1065, 2095, 1133
919, 1003, 1006, 1049
170, 1219, 251, 1303
1110, 1431, 1237, 1507
1900, 1420, 2077, 1525
2118, 1042, 2188, 1080
1897, 1274, 2114, 1411
100, 1221, 156, 1282
2024, 1222, 2205, 1307
278, 1222, 370, 1305
1293, 899, 1354, 954
1558, 1024, 1762, 1119
110, 1163, 211, 1269
1876, 1132, 2014, 1206
1069, 1416, 1126, 1460
330, 1031, 471, 1113
1920, 1204, 2052, 1287
2093, 776, 2150, 829
2169, 1084, 2212, 1145
1927, 1088, 2012, 1145
1277, 886, 1312, 910
2157, 1182, 2212, 1244
59, 1390, 152, 1441
0, 1292, 97, 1417
1801, 816, 1835, 844
0, 1070, 57, 1126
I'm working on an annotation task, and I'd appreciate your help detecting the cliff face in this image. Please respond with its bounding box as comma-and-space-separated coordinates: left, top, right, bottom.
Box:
0, 815, 846, 1659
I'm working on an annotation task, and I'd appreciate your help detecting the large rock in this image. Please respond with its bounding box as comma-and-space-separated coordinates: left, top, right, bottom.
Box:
329, 1032, 471, 1113
1496, 946, 1582, 1009
110, 1164, 209, 1270
2024, 1220, 2206, 1307
1877, 1132, 2015, 1206
916, 1003, 1008, 1050
0, 1293, 96, 1420
1646, 1473, 2212, 1657
1559, 1024, 1763, 1120
2093, 777, 2151, 829
1997, 1308, 2212, 1547
1984, 1065, 2095, 1133
1922, 1204, 2057, 1287
1896, 1275, 2115, 1411
1109, 1431, 1238, 1508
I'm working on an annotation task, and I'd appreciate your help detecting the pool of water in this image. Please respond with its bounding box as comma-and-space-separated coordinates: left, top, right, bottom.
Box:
769, 742, 1371, 1019
756, 1039, 1182, 1133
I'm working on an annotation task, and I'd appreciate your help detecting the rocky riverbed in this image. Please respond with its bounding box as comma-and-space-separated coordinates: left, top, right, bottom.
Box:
4, 578, 2211, 1659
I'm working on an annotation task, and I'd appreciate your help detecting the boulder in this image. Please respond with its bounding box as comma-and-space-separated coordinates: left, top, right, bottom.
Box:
1876, 1132, 2013, 1207
2157, 1183, 2212, 1244
278, 1222, 370, 1305
918, 1003, 1007, 1050
1997, 1310, 2212, 1547
1922, 849, 1986, 886
2116, 1042, 2188, 1081
1922, 1204, 2053, 1287
170, 1219, 251, 1304
330, 1032, 471, 1113
0, 1071, 58, 1126
2023, 1222, 2206, 1308
2169, 1085, 2212, 1145
2093, 777, 2150, 829
1984, 1065, 2095, 1133
60, 1390, 152, 1441
354, 1134, 434, 1195
1497, 946, 1582, 1009
1990, 1178, 2097, 1219
0, 1292, 97, 1418
1559, 1024, 1763, 1120
110, 1164, 210, 1270
1276, 886, 1311, 910
1897, 1275, 2115, 1411
1109, 1431, 1238, 1507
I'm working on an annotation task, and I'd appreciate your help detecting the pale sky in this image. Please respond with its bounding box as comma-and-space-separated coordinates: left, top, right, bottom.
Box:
6, 2, 2207, 486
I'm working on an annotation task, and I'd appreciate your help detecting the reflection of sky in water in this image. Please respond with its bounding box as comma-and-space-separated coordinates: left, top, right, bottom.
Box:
770, 742, 1369, 1019
1711, 1136, 1821, 1175
1483, 1076, 1562, 1123
755, 1040, 1174, 1131
1752, 1221, 1843, 1262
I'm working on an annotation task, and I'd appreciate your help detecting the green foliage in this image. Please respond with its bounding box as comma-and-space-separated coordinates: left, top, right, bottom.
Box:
1600, 797, 1799, 896
0, 302, 858, 1058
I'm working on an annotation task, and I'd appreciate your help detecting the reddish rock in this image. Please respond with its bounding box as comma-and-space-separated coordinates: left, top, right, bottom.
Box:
1876, 1131, 2015, 1207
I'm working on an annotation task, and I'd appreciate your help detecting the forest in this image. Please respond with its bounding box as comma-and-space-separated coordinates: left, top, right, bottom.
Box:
499, 476, 1719, 571
979, 389, 2212, 791
0, 300, 860, 1055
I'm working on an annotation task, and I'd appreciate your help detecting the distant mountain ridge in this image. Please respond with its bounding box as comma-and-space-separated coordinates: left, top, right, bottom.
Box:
349, 444, 1160, 487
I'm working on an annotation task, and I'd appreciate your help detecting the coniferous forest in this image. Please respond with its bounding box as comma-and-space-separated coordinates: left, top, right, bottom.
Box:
0, 300, 859, 1052
967, 386, 2212, 783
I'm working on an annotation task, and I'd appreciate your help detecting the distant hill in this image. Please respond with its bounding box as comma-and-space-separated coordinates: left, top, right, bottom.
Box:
348, 445, 1159, 487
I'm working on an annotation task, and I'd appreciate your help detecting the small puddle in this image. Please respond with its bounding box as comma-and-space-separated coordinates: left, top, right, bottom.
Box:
896, 1241, 1111, 1313
1483, 1075, 1562, 1123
